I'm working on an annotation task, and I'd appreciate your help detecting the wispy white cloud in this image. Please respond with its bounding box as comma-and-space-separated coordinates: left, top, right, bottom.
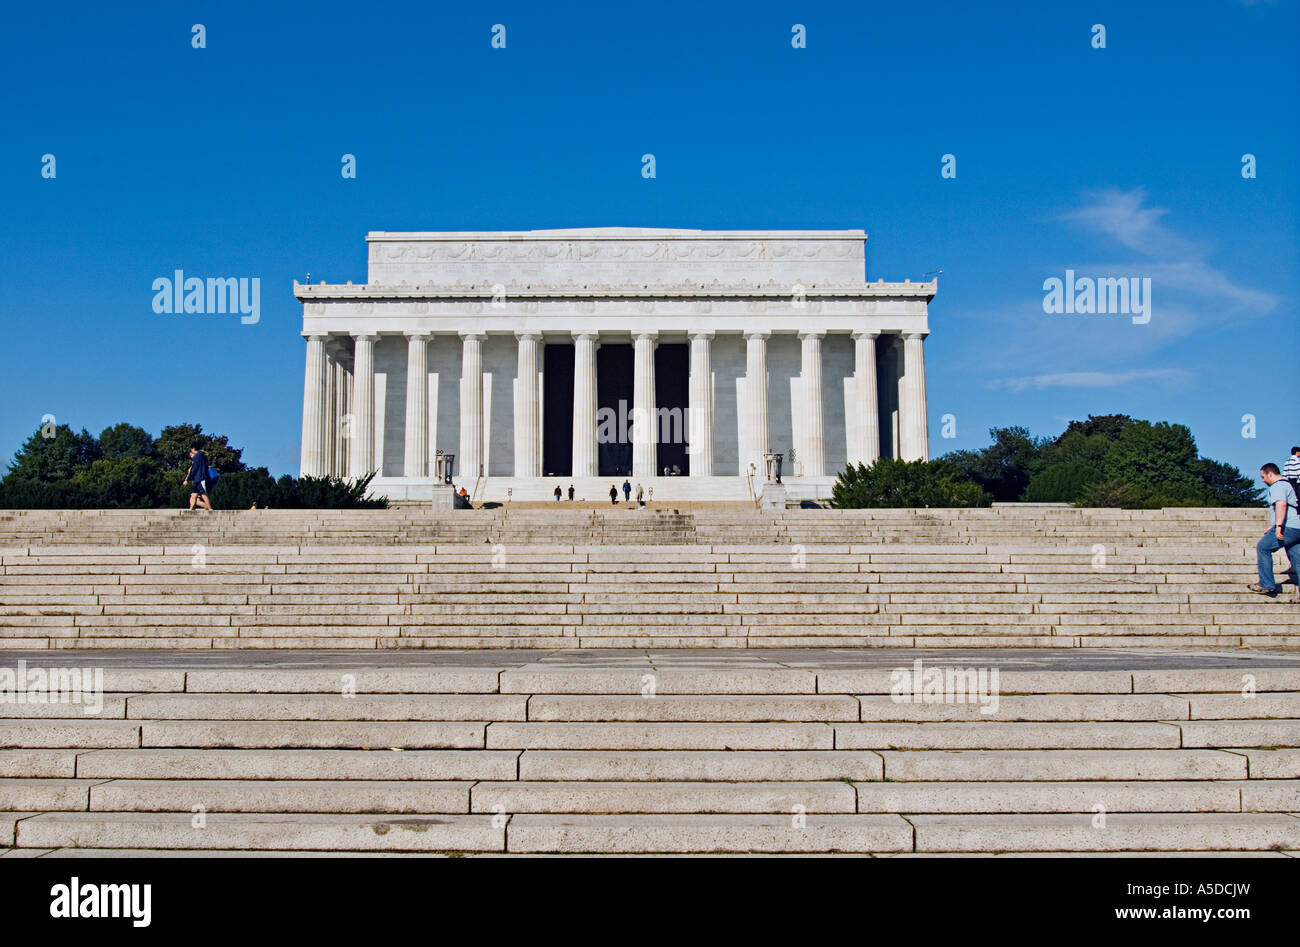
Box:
1057, 187, 1275, 314
988, 369, 1194, 393
951, 188, 1279, 382
1060, 188, 1206, 259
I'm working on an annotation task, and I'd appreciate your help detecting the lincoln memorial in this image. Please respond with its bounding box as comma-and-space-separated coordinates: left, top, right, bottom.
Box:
295, 228, 933, 502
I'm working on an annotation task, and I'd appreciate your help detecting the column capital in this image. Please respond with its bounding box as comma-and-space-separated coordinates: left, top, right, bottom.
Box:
688, 330, 715, 341
798, 330, 825, 342
744, 330, 770, 342
403, 330, 431, 341
902, 331, 929, 342
515, 331, 543, 341
459, 331, 486, 342
572, 331, 599, 342
633, 331, 659, 342
303, 332, 329, 343
351, 332, 378, 342
852, 329, 881, 342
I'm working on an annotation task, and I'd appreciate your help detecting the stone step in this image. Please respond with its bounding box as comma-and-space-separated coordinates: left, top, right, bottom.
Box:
75, 748, 520, 780
137, 721, 489, 749
853, 780, 1242, 813
470, 780, 858, 813
14, 811, 505, 852
515, 750, 882, 781
876, 749, 1250, 781
88, 779, 472, 813
908, 813, 1300, 852
124, 694, 528, 721
834, 722, 1183, 749
503, 813, 913, 853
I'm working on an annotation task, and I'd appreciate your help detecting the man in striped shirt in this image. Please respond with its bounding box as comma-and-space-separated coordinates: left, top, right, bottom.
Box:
1285, 446, 1300, 486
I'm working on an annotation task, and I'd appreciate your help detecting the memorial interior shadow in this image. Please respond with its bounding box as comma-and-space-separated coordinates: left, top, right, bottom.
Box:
544, 342, 691, 479
542, 343, 574, 477
597, 345, 633, 477
656, 343, 688, 476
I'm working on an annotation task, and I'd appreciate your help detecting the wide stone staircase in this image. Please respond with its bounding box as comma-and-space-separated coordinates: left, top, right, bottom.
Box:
0, 507, 1295, 649
1, 656, 1298, 855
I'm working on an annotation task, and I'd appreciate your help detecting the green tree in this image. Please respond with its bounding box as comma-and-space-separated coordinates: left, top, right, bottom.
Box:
5, 425, 102, 481
156, 423, 246, 474
1023, 462, 1101, 503
831, 458, 991, 509
1063, 414, 1135, 441
1103, 421, 1202, 495
1191, 458, 1262, 507
74, 457, 170, 508
98, 423, 157, 461
942, 426, 1044, 502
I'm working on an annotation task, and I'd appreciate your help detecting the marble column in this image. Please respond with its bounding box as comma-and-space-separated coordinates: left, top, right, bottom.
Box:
514, 332, 542, 477
403, 332, 430, 477
632, 331, 658, 478
688, 331, 714, 477
459, 333, 485, 479
299, 334, 328, 477
799, 331, 825, 477
323, 350, 336, 478
571, 332, 598, 478
349, 333, 377, 476
744, 331, 770, 477
851, 330, 881, 467
900, 332, 930, 461
333, 356, 349, 478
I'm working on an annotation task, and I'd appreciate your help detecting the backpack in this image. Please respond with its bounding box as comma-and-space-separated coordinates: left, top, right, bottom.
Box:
208, 467, 219, 484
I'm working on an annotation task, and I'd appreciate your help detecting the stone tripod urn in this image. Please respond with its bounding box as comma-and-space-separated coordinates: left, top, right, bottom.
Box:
433, 452, 455, 484
431, 451, 456, 510
763, 452, 784, 484
759, 451, 788, 509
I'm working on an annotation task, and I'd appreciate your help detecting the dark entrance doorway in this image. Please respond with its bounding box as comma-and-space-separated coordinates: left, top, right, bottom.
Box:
597, 344, 633, 477
656, 343, 689, 476
542, 343, 574, 477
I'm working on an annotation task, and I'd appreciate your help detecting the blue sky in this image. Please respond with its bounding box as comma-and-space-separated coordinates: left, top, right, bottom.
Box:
1, 0, 1296, 479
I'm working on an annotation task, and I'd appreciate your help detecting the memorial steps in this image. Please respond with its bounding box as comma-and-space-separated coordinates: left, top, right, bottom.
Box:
1, 662, 1298, 855
459, 476, 771, 504
0, 507, 1294, 650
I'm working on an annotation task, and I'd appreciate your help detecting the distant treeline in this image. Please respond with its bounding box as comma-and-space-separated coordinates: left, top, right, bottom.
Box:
0, 422, 386, 509
832, 415, 1262, 509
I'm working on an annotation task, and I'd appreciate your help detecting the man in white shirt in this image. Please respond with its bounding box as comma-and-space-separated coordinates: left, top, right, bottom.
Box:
1249, 463, 1300, 598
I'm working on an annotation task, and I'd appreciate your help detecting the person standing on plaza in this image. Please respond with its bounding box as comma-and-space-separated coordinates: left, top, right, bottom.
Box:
622, 479, 632, 503
609, 484, 618, 505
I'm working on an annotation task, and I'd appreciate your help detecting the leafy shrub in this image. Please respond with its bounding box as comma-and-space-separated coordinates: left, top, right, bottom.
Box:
1023, 462, 1101, 503
831, 458, 992, 509
0, 422, 386, 509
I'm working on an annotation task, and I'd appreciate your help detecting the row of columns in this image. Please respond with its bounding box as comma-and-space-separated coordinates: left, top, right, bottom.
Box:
300, 329, 929, 480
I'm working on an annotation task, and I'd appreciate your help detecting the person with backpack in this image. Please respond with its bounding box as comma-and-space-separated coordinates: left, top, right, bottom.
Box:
1284, 446, 1300, 494
1249, 463, 1300, 598
184, 444, 213, 512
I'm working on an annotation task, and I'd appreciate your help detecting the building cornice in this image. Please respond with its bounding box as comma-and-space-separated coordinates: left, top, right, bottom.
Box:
294, 279, 938, 302
365, 228, 868, 242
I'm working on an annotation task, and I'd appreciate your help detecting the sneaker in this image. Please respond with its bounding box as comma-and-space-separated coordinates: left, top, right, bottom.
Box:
1247, 583, 1278, 597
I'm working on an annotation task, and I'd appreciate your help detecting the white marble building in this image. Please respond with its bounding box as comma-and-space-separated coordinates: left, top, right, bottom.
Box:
296, 228, 933, 502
